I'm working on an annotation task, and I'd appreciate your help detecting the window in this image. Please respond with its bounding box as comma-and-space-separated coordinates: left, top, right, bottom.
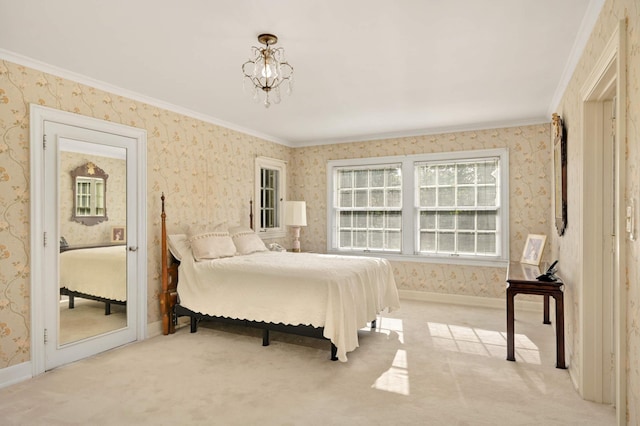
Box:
416, 159, 499, 256
255, 156, 287, 238
335, 165, 402, 252
327, 149, 508, 265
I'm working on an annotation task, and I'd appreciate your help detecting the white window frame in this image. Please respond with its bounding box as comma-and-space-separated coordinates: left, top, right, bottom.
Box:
327, 148, 509, 266
254, 156, 287, 239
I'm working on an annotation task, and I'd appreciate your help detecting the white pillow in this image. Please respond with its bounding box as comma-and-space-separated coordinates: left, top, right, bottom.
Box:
167, 234, 190, 261
187, 227, 237, 261
229, 226, 268, 255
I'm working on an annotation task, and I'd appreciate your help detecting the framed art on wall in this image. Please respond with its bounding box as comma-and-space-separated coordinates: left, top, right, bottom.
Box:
111, 226, 126, 242
552, 113, 567, 236
520, 234, 546, 265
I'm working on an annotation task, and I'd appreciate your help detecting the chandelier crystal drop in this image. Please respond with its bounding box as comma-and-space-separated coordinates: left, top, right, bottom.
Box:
242, 33, 294, 108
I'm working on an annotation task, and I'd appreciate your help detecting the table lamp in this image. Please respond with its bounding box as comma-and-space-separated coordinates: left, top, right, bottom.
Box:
284, 201, 307, 252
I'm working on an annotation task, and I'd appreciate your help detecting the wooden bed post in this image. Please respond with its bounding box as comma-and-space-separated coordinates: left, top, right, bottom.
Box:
160, 192, 181, 335
249, 199, 254, 230
160, 193, 170, 335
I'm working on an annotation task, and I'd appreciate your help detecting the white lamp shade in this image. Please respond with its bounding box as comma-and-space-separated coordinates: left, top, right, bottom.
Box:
284, 201, 307, 226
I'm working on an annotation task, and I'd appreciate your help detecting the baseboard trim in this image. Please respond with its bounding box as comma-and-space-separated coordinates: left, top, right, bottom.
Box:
146, 320, 163, 338
399, 290, 542, 312
0, 362, 32, 389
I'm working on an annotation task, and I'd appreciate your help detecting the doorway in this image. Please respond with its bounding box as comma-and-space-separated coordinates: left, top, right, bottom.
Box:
580, 19, 626, 425
30, 105, 147, 374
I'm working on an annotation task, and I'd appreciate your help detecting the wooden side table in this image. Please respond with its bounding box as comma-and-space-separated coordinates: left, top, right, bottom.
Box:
506, 261, 566, 369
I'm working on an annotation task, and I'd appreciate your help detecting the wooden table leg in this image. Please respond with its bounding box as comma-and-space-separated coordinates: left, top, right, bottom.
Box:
554, 291, 566, 369
543, 294, 551, 324
506, 288, 515, 361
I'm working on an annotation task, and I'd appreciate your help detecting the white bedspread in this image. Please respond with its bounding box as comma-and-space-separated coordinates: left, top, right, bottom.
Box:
59, 245, 127, 302
178, 251, 400, 361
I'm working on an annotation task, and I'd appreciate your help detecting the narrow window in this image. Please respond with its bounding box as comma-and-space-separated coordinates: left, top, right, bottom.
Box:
255, 157, 287, 238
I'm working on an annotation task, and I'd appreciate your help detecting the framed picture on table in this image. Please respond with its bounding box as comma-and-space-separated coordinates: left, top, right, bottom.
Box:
520, 234, 546, 265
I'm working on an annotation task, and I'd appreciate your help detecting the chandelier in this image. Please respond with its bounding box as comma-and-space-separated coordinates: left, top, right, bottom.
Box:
242, 33, 294, 108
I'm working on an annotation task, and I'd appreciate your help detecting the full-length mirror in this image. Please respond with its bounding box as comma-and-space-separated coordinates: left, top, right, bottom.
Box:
59, 141, 127, 345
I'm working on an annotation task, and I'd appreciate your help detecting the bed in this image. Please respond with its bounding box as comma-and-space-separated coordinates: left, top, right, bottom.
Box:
160, 194, 400, 361
59, 245, 127, 315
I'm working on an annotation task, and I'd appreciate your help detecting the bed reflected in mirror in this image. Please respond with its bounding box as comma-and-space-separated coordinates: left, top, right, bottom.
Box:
58, 141, 127, 345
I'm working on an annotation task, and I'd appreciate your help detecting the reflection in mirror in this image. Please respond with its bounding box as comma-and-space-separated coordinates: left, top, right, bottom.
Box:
59, 140, 127, 345
70, 162, 108, 226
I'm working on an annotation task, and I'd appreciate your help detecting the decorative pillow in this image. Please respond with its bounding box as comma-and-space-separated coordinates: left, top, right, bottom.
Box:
229, 226, 268, 255
187, 226, 237, 261
167, 234, 190, 261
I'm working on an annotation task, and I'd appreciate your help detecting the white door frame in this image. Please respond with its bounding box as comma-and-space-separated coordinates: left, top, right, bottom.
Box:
579, 20, 626, 425
30, 104, 147, 375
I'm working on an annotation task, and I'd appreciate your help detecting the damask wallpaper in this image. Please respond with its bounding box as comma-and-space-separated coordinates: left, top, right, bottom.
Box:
0, 0, 639, 421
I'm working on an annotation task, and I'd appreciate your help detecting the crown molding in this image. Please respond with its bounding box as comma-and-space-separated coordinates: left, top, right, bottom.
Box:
293, 117, 550, 148
547, 0, 606, 115
0, 49, 293, 147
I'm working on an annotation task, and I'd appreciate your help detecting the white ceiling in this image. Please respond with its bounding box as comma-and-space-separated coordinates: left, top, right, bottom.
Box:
0, 0, 603, 146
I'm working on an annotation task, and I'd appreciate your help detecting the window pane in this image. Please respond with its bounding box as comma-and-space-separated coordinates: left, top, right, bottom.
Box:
387, 189, 401, 207
418, 166, 437, 185
420, 211, 436, 229
355, 170, 368, 188
339, 171, 352, 188
370, 189, 384, 207
477, 211, 496, 230
457, 211, 475, 230
369, 231, 383, 249
387, 169, 402, 186
339, 230, 351, 247
420, 187, 436, 207
457, 233, 475, 253
438, 212, 455, 229
457, 163, 475, 184
457, 186, 475, 206
477, 233, 496, 254
386, 212, 402, 228
438, 165, 455, 185
438, 187, 455, 206
354, 190, 368, 207
371, 170, 384, 187
477, 186, 496, 206
370, 212, 384, 228
386, 231, 401, 250
477, 161, 497, 184
339, 190, 352, 207
339, 211, 352, 228
354, 230, 367, 247
354, 211, 367, 228
438, 232, 455, 252
420, 231, 436, 251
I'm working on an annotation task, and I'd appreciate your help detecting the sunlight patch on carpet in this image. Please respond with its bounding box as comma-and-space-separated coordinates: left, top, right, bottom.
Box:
372, 349, 410, 396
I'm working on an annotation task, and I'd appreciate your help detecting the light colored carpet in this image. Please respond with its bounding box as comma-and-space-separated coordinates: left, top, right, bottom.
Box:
1, 299, 615, 425
59, 298, 127, 344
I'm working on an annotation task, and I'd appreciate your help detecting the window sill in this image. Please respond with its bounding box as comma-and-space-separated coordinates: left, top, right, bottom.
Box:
326, 250, 508, 268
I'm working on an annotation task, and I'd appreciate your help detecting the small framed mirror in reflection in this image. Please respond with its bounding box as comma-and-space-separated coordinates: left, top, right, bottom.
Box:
70, 162, 109, 226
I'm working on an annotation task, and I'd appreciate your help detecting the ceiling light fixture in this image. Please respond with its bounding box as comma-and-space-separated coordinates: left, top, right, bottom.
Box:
242, 33, 294, 108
